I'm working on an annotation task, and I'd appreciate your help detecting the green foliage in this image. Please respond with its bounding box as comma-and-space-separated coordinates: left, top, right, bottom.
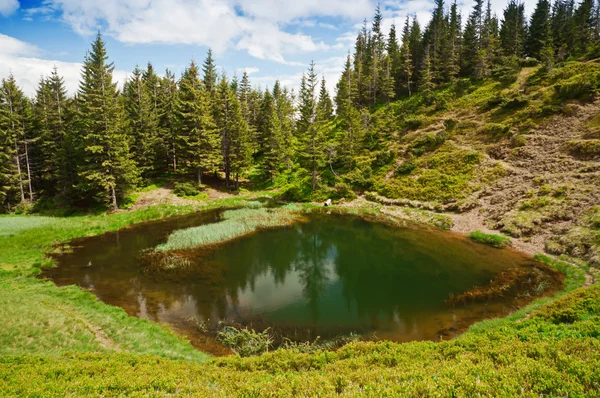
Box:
468, 230, 512, 248
551, 69, 600, 101
566, 139, 600, 158
217, 326, 273, 357
173, 182, 201, 197
479, 123, 510, 137
395, 159, 417, 175
377, 143, 484, 203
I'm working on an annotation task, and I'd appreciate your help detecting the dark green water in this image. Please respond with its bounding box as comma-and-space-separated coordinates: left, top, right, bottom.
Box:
44, 210, 560, 355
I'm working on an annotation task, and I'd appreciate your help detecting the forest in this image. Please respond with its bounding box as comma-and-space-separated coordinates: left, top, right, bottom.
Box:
2, 0, 600, 212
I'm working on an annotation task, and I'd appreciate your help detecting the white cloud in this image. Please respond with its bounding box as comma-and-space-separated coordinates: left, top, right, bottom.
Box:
237, 0, 372, 23
0, 34, 127, 97
0, 0, 19, 17
43, 0, 351, 65
236, 67, 259, 75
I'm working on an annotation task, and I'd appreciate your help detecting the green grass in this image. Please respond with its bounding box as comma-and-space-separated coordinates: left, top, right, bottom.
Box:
156, 208, 302, 252
468, 230, 512, 248
1, 281, 598, 396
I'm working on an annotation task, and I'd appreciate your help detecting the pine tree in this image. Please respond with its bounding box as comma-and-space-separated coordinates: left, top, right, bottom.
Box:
176, 60, 220, 184
123, 65, 158, 180
76, 33, 137, 210
202, 49, 218, 101
462, 0, 485, 76
444, 2, 462, 82
387, 24, 402, 99
32, 67, 69, 196
409, 16, 424, 86
419, 46, 435, 102
400, 17, 414, 96
574, 0, 595, 55
551, 0, 576, 60
500, 0, 527, 57
3, 75, 34, 203
158, 69, 178, 172
0, 80, 19, 210
216, 74, 250, 185
527, 0, 552, 58
297, 63, 324, 191
257, 89, 281, 181
317, 76, 333, 120
428, 0, 448, 83
273, 84, 296, 169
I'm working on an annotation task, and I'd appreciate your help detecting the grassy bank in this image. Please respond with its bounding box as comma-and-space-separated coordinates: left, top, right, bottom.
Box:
2, 282, 598, 396
155, 208, 303, 252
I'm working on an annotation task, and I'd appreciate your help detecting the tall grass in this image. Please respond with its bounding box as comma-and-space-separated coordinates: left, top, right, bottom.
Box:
468, 230, 511, 248
156, 208, 302, 252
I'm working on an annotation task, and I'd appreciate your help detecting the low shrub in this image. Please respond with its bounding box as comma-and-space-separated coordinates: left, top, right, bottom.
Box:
479, 123, 510, 137
468, 230, 511, 248
395, 159, 417, 175
173, 182, 201, 197
553, 75, 595, 101
566, 139, 600, 158
217, 326, 273, 357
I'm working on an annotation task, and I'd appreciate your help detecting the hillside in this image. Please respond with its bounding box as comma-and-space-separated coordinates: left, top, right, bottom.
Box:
361, 62, 600, 270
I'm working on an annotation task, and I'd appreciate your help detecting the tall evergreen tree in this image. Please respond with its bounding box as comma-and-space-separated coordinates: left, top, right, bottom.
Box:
500, 0, 527, 57
399, 17, 414, 96
387, 24, 402, 99
527, 0, 552, 58
176, 60, 220, 184
158, 69, 179, 172
123, 65, 158, 180
76, 33, 137, 209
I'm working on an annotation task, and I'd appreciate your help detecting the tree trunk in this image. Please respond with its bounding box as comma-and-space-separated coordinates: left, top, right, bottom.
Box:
24, 139, 33, 202
197, 168, 202, 185
111, 185, 118, 211
14, 142, 25, 203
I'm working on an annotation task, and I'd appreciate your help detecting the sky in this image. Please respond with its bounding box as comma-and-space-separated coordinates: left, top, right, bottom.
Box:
0, 0, 538, 98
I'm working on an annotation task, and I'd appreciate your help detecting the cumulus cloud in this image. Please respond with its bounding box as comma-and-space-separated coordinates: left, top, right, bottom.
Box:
0, 0, 19, 17
41, 0, 362, 65
0, 34, 127, 97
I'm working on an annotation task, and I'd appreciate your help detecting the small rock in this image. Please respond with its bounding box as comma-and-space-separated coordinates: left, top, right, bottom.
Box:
324, 199, 332, 207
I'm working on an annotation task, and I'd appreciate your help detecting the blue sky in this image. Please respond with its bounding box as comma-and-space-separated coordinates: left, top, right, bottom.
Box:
0, 0, 532, 97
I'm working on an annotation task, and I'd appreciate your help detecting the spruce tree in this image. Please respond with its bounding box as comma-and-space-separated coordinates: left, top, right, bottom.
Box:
158, 69, 178, 172
0, 80, 19, 210
257, 89, 282, 182
500, 0, 527, 57
297, 63, 323, 191
76, 33, 137, 210
387, 24, 402, 99
400, 17, 414, 96
32, 67, 69, 196
527, 0, 552, 58
444, 2, 462, 82
2, 75, 34, 203
176, 60, 220, 184
202, 49, 218, 102
123, 65, 158, 180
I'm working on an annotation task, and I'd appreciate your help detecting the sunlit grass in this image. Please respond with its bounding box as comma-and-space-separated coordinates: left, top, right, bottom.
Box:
156, 208, 302, 252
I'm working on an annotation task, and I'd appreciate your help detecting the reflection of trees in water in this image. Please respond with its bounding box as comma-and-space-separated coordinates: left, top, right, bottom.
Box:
294, 220, 334, 324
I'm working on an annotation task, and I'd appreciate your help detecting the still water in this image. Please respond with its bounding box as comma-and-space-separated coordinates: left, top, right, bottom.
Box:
43, 210, 561, 355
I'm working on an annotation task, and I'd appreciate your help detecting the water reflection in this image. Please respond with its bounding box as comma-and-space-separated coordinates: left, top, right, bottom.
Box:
43, 211, 561, 354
